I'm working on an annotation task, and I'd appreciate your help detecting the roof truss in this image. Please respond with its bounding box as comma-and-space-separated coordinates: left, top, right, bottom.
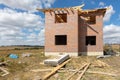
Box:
37, 4, 109, 15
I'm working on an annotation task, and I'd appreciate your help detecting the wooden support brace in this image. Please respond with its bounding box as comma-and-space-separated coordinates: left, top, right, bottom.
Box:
56, 15, 64, 23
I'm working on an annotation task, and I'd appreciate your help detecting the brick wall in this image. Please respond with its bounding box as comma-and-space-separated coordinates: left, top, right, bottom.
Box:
45, 9, 104, 56
45, 10, 79, 53
78, 13, 103, 55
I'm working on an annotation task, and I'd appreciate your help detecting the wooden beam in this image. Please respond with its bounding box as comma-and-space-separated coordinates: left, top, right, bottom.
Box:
66, 63, 87, 80
85, 71, 117, 77
72, 4, 85, 10
31, 69, 52, 72
58, 70, 117, 77
37, 4, 84, 13
65, 9, 69, 14
42, 59, 71, 80
80, 16, 90, 21
76, 63, 91, 80
31, 68, 118, 77
56, 15, 64, 23
0, 61, 9, 66
0, 67, 9, 76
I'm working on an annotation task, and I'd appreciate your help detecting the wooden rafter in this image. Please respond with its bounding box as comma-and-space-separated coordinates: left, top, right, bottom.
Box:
72, 4, 84, 11
79, 7, 110, 15
37, 4, 109, 16
36, 4, 85, 13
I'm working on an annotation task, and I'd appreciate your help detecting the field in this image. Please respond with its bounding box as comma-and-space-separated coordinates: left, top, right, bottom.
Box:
0, 46, 120, 80
104, 44, 120, 53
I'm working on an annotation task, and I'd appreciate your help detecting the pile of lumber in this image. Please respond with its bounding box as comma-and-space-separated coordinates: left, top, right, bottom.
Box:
0, 61, 10, 76
66, 63, 91, 80
0, 61, 9, 66
0, 67, 9, 76
31, 59, 117, 80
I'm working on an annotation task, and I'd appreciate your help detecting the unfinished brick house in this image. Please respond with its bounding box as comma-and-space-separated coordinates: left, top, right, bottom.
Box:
37, 4, 107, 56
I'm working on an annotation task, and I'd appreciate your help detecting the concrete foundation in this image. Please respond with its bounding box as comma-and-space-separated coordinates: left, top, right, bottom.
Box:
45, 52, 103, 56
45, 52, 78, 56
80, 52, 103, 56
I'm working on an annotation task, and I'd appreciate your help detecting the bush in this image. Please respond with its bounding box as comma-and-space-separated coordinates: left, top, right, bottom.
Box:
0, 57, 5, 62
14, 48, 21, 50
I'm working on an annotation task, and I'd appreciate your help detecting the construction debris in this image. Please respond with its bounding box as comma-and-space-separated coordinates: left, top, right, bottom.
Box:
97, 55, 111, 59
32, 67, 117, 77
66, 63, 87, 80
0, 67, 9, 76
0, 61, 9, 66
21, 53, 31, 58
31, 69, 52, 72
76, 63, 91, 80
43, 59, 71, 80
9, 54, 18, 59
115, 53, 120, 56
58, 70, 117, 77
44, 54, 70, 66
85, 71, 117, 77
92, 60, 110, 68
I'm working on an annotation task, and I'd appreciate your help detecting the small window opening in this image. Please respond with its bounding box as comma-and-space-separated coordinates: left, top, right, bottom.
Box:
55, 35, 67, 45
55, 14, 67, 23
86, 36, 96, 45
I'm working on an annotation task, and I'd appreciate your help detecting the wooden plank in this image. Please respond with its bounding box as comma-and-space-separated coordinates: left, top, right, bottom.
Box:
31, 69, 52, 72
72, 4, 85, 9
76, 63, 91, 80
0, 67, 9, 76
31, 68, 117, 77
37, 4, 85, 12
66, 63, 87, 80
86, 71, 117, 77
43, 59, 71, 80
0, 61, 9, 66
58, 70, 117, 77
30, 68, 67, 72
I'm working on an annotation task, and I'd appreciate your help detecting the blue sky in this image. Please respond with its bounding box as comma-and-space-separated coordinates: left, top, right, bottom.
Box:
0, 0, 120, 46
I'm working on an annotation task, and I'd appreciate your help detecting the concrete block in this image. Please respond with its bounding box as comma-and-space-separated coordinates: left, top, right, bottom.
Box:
44, 54, 69, 66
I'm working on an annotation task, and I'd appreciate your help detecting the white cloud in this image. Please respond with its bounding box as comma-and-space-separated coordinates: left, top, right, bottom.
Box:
99, 2, 105, 7
0, 8, 44, 46
0, 0, 56, 12
0, 8, 43, 28
104, 24, 120, 44
42, 0, 56, 8
0, 0, 57, 46
103, 5, 115, 22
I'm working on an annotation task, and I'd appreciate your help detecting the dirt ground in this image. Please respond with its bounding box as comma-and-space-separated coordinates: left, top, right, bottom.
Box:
0, 47, 120, 80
